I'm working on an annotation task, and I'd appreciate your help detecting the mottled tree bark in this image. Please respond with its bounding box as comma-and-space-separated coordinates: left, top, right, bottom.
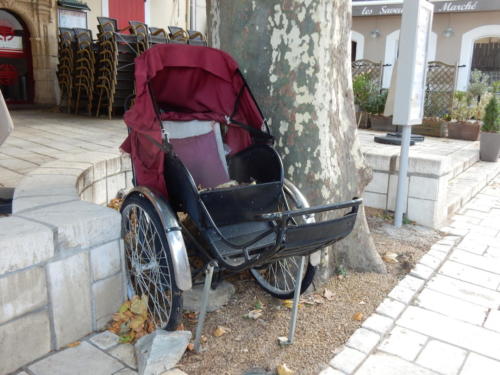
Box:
207, 0, 386, 277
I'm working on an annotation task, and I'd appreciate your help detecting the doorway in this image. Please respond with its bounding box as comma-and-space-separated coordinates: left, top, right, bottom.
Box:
471, 37, 500, 84
0, 9, 33, 104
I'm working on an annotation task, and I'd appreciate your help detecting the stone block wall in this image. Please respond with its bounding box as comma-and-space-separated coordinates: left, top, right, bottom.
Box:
0, 153, 132, 374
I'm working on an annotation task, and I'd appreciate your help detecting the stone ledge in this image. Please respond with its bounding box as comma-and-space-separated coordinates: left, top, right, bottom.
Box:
0, 150, 130, 372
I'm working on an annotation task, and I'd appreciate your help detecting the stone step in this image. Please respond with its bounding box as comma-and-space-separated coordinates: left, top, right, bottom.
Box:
447, 160, 500, 218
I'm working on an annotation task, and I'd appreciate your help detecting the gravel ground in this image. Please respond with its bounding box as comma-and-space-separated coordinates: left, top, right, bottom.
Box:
177, 209, 442, 375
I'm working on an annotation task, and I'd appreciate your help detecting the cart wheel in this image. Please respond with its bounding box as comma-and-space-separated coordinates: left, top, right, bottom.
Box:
250, 181, 316, 299
250, 256, 316, 299
121, 194, 183, 330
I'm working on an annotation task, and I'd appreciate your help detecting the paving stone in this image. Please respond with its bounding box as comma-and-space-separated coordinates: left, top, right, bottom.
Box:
375, 298, 406, 319
399, 275, 425, 292
90, 331, 120, 350
21, 200, 121, 250
427, 274, 500, 308
397, 306, 500, 360
410, 263, 434, 280
90, 240, 122, 281
0, 216, 54, 275
450, 249, 500, 275
14, 174, 78, 199
29, 341, 124, 375
378, 326, 428, 361
484, 310, 500, 333
438, 261, 500, 290
0, 310, 51, 375
455, 239, 488, 255
318, 367, 345, 375
415, 289, 488, 325
183, 281, 235, 312
461, 352, 500, 375
416, 340, 467, 375
13, 194, 80, 213
355, 352, 436, 375
135, 330, 192, 375
418, 254, 442, 270
47, 251, 92, 348
109, 343, 137, 369
345, 328, 380, 354
361, 313, 393, 335
329, 347, 365, 374
388, 284, 416, 304
0, 266, 47, 324
93, 274, 124, 330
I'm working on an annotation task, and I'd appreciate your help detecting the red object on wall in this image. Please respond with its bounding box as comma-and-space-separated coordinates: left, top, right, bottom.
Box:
109, 0, 145, 30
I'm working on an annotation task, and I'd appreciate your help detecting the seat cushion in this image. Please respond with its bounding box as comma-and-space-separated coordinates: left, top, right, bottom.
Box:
170, 130, 229, 189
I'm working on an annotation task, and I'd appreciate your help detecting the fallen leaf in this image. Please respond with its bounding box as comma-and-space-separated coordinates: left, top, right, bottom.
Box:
201, 335, 208, 343
323, 288, 335, 301
67, 341, 80, 348
244, 309, 263, 319
187, 343, 195, 351
176, 323, 185, 331
353, 312, 364, 321
213, 326, 229, 337
337, 274, 345, 280
255, 300, 264, 310
277, 363, 294, 375
382, 252, 399, 264
282, 300, 303, 309
118, 301, 131, 313
359, 300, 366, 305
129, 316, 145, 330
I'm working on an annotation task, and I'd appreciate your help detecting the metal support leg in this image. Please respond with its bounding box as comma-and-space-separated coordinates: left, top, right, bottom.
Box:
194, 261, 217, 353
286, 256, 306, 345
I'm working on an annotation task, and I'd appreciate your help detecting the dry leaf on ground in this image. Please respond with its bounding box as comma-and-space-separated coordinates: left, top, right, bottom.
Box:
382, 252, 399, 264
323, 289, 335, 301
213, 326, 230, 337
244, 309, 263, 320
352, 312, 364, 321
277, 363, 294, 375
67, 341, 80, 348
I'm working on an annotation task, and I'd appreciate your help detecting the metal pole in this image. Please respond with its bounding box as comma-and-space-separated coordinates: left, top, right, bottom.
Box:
286, 256, 306, 344
394, 125, 411, 228
194, 261, 216, 353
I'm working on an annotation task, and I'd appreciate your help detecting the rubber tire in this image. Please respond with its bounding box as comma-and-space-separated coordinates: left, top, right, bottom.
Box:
121, 194, 183, 330
251, 261, 316, 300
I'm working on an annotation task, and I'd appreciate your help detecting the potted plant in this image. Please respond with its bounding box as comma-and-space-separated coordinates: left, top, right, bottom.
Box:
366, 89, 396, 132
448, 91, 482, 141
448, 71, 491, 141
353, 73, 372, 129
480, 96, 500, 162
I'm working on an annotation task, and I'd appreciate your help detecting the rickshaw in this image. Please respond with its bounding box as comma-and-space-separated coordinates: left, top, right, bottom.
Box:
120, 43, 362, 351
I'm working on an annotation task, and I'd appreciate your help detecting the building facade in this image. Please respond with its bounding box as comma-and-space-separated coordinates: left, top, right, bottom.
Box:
352, 0, 500, 91
0, 0, 206, 106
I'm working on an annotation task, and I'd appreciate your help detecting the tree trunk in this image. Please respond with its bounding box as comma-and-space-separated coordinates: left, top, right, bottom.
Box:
206, 0, 386, 277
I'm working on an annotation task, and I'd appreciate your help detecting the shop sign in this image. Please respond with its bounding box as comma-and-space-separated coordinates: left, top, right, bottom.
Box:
353, 0, 500, 16
0, 25, 23, 55
58, 8, 87, 29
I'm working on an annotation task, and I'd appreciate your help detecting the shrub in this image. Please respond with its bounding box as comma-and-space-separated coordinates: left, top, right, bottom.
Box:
482, 96, 500, 133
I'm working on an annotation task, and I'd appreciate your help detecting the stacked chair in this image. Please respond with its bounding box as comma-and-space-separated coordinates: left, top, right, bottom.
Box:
73, 28, 96, 115
95, 17, 138, 119
57, 28, 76, 112
57, 17, 207, 118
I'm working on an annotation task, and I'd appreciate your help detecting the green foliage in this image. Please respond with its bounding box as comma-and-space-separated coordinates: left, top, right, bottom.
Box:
451, 91, 473, 121
482, 96, 500, 133
335, 264, 347, 277
352, 74, 387, 114
468, 70, 490, 99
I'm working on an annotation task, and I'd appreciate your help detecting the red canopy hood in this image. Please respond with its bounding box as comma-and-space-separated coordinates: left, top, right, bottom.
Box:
121, 44, 265, 197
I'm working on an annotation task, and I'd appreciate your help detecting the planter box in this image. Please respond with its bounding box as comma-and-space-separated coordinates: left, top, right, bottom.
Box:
413, 118, 448, 138
369, 115, 396, 132
356, 111, 369, 129
448, 121, 481, 141
480, 132, 500, 162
